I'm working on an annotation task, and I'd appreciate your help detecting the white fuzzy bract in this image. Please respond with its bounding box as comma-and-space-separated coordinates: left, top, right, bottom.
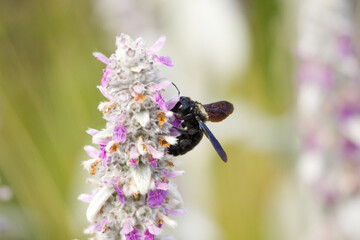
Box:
80, 34, 183, 239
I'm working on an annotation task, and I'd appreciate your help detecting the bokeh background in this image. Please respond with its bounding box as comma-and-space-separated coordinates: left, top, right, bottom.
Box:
0, 0, 359, 239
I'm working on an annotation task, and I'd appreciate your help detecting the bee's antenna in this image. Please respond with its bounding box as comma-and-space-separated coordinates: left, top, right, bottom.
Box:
171, 82, 181, 97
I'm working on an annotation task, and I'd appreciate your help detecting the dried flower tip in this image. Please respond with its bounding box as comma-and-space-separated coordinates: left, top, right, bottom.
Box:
165, 161, 175, 167
158, 112, 167, 129
159, 138, 170, 147
98, 102, 117, 113
106, 141, 119, 153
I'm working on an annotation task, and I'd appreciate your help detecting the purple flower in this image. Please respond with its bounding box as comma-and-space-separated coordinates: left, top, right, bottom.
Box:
147, 189, 168, 207
144, 230, 154, 240
148, 155, 157, 168
93, 52, 111, 88
86, 128, 99, 136
154, 55, 174, 67
99, 145, 106, 160
84, 218, 108, 234
78, 193, 93, 203
148, 36, 166, 55
113, 123, 127, 143
165, 208, 187, 215
147, 36, 174, 67
166, 96, 179, 110
152, 81, 171, 91
155, 181, 168, 190
93, 52, 110, 64
113, 183, 125, 204
125, 227, 141, 240
101, 65, 111, 88
129, 158, 138, 168
84, 145, 99, 158
154, 91, 167, 111
83, 34, 185, 238
163, 170, 185, 178
338, 34, 354, 57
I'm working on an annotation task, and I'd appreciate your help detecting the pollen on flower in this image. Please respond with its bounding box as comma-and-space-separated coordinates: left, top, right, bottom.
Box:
158, 112, 167, 129
90, 163, 98, 175
102, 225, 110, 233
134, 93, 147, 103
159, 138, 170, 147
165, 160, 175, 167
99, 102, 117, 114
156, 218, 164, 227
107, 141, 119, 153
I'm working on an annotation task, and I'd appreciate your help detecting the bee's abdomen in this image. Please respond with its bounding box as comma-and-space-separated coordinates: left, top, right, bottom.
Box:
168, 128, 203, 156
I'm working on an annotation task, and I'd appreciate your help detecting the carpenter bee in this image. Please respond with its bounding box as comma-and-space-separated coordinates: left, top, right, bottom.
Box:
168, 94, 234, 163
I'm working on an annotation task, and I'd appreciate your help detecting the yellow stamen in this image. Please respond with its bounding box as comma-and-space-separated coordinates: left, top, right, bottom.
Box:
109, 142, 119, 153
102, 225, 110, 233
156, 218, 164, 226
159, 138, 170, 147
165, 160, 174, 167
142, 144, 148, 152
103, 103, 117, 113
90, 163, 98, 175
134, 93, 147, 103
133, 193, 139, 198
158, 112, 167, 129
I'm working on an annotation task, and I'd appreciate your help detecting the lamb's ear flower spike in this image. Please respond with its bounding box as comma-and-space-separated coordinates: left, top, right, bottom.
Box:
79, 34, 183, 240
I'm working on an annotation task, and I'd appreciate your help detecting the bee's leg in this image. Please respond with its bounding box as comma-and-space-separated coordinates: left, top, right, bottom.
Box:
174, 113, 193, 121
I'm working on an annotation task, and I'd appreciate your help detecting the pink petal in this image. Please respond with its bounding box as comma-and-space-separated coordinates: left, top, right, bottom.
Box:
108, 114, 126, 122
92, 136, 111, 145
85, 218, 108, 234
120, 221, 134, 235
129, 146, 140, 159
153, 55, 174, 67
152, 81, 171, 91
165, 208, 187, 215
148, 36, 166, 55
93, 52, 110, 64
133, 85, 145, 94
148, 155, 158, 168
158, 56, 174, 67
97, 85, 111, 100
155, 182, 169, 190
86, 128, 99, 136
84, 145, 99, 158
102, 156, 110, 167
101, 66, 111, 88
163, 171, 185, 178
166, 96, 180, 110
78, 193, 93, 203
154, 91, 167, 111
148, 145, 164, 159
147, 224, 162, 235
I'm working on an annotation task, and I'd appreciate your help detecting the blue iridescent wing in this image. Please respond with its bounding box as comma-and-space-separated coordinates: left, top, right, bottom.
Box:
198, 120, 228, 163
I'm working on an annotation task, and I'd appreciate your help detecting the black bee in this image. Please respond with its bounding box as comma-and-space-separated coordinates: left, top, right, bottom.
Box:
168, 96, 234, 163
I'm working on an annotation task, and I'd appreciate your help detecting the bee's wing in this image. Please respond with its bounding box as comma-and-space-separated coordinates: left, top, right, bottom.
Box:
198, 120, 228, 163
203, 101, 234, 122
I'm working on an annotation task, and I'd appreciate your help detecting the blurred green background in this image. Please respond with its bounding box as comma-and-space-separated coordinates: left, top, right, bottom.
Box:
0, 0, 293, 239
